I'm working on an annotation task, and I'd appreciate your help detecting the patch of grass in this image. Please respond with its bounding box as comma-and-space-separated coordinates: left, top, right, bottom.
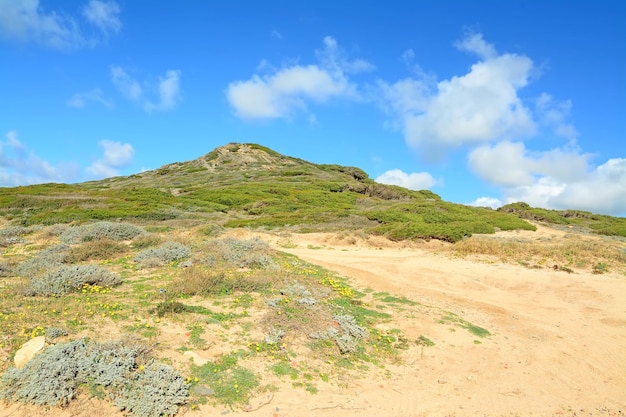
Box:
439, 312, 491, 338
416, 335, 435, 347
373, 292, 418, 306
191, 351, 259, 407
187, 324, 207, 348
593, 262, 609, 274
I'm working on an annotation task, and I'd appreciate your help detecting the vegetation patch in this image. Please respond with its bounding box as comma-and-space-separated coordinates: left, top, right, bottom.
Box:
439, 312, 491, 338
0, 339, 188, 417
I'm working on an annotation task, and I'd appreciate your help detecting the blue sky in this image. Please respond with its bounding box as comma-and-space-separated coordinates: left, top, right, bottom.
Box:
1, 1, 625, 216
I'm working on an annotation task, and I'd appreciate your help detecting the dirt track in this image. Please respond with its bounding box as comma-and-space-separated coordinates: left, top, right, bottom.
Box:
258, 231, 626, 416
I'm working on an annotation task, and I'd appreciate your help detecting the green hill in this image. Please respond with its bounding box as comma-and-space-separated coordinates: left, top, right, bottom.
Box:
1, 143, 623, 241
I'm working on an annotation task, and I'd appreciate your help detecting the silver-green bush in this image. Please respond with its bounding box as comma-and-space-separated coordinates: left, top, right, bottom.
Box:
1, 339, 189, 416
16, 244, 69, 278
204, 237, 275, 269
59, 221, 145, 244
133, 241, 192, 266
26, 265, 121, 296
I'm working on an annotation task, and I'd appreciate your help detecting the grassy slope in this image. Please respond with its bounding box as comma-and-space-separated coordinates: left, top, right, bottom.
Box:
0, 143, 623, 241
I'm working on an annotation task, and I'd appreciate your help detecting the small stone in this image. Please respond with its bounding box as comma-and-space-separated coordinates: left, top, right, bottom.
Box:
192, 385, 215, 396
14, 336, 46, 368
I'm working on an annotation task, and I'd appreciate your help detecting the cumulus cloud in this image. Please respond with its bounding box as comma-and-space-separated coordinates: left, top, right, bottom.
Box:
0, 130, 80, 186
378, 32, 536, 161
375, 168, 436, 190
0, 0, 121, 49
502, 158, 626, 216
468, 141, 626, 216
87, 140, 134, 178
111, 67, 181, 112
226, 36, 372, 120
468, 141, 591, 187
66, 88, 112, 108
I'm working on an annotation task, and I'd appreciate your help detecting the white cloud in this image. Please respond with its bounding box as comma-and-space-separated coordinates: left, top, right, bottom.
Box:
378, 32, 536, 161
145, 70, 182, 112
0, 130, 80, 185
66, 88, 112, 108
469, 197, 502, 209
503, 158, 626, 216
226, 37, 370, 120
468, 140, 626, 216
468, 141, 591, 187
82, 0, 121, 35
87, 140, 134, 178
227, 65, 354, 119
0, 0, 120, 49
111, 67, 181, 112
111, 66, 143, 101
271, 29, 282, 39
454, 32, 497, 59
375, 168, 436, 190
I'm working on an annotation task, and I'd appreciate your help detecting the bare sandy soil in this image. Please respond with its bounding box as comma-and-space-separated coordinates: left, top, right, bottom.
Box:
2, 227, 625, 417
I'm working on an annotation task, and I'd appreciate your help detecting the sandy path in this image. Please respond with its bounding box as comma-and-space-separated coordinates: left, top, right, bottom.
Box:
254, 234, 626, 417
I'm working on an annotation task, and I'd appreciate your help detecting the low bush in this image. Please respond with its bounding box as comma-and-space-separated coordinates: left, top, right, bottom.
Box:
0, 226, 31, 237
59, 221, 145, 244
203, 237, 275, 269
26, 265, 122, 296
0, 339, 188, 416
133, 241, 192, 267
16, 244, 69, 279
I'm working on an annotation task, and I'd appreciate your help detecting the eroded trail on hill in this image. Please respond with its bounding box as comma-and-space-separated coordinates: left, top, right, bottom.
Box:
263, 232, 626, 417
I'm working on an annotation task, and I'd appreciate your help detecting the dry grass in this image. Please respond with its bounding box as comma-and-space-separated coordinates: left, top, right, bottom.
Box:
66, 239, 128, 263
445, 234, 626, 273
170, 266, 275, 296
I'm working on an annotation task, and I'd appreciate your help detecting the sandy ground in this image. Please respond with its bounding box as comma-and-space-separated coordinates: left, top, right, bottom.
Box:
2, 228, 625, 417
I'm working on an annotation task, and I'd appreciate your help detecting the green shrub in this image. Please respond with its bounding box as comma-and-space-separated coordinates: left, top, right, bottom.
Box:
331, 315, 369, 354
0, 226, 31, 237
0, 339, 188, 416
204, 237, 275, 269
133, 241, 192, 266
26, 265, 122, 296
16, 245, 69, 278
114, 362, 189, 417
59, 222, 145, 244
1, 339, 88, 406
